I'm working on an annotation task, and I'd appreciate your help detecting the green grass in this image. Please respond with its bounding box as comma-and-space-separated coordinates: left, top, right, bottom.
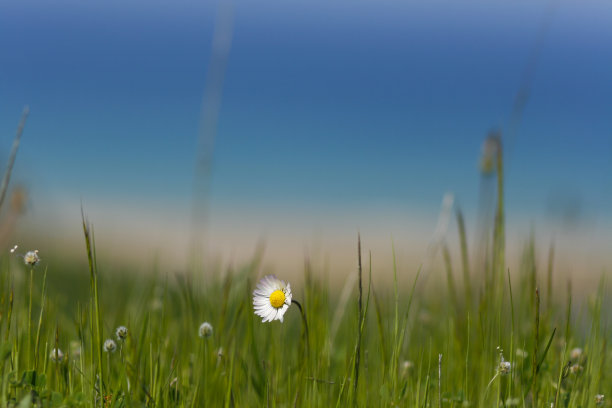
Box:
0, 223, 609, 407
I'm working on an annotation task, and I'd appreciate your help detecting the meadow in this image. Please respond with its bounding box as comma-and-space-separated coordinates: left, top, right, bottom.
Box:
0, 139, 610, 408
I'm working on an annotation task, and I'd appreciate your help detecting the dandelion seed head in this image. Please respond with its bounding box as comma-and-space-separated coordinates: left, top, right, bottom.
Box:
50, 348, 64, 363
116, 326, 128, 341
595, 394, 605, 406
103, 339, 117, 353
198, 322, 213, 338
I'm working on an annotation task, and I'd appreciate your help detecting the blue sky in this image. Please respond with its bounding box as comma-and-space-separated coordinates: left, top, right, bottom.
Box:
0, 0, 611, 263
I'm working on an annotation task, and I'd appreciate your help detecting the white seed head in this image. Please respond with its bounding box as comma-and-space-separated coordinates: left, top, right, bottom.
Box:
570, 347, 583, 361
499, 360, 511, 375
23, 249, 40, 266
515, 348, 529, 359
103, 339, 117, 353
23, 250, 40, 266
595, 394, 605, 406
199, 322, 213, 338
50, 348, 64, 363
116, 326, 128, 341
570, 364, 583, 374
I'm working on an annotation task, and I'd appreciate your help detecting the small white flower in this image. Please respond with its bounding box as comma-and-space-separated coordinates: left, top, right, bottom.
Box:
50, 348, 64, 363
570, 364, 583, 374
570, 347, 583, 361
595, 394, 605, 406
23, 250, 40, 266
515, 348, 529, 359
252, 275, 292, 323
116, 326, 128, 341
401, 360, 414, 377
499, 360, 511, 375
198, 322, 213, 338
103, 339, 117, 353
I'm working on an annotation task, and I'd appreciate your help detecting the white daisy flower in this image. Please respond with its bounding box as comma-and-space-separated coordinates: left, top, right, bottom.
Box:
253, 275, 292, 323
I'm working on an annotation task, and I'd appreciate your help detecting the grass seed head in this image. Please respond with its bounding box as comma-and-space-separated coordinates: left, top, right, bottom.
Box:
480, 132, 501, 175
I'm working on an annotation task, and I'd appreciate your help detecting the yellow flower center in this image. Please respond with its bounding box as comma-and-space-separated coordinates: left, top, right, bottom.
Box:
269, 290, 286, 308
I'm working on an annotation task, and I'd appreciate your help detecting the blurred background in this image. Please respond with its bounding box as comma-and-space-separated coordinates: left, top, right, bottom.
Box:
0, 0, 611, 286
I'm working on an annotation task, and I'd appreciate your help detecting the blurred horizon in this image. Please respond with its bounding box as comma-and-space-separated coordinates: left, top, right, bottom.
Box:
1, 0, 611, 280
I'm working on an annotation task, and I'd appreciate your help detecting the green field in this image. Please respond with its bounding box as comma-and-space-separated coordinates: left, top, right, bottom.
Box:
0, 115, 608, 406
0, 209, 609, 408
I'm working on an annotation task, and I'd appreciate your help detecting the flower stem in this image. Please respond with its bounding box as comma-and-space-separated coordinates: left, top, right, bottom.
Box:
291, 299, 309, 356
27, 267, 33, 368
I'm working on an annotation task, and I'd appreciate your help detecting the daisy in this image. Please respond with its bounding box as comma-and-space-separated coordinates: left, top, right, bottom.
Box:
253, 275, 292, 323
